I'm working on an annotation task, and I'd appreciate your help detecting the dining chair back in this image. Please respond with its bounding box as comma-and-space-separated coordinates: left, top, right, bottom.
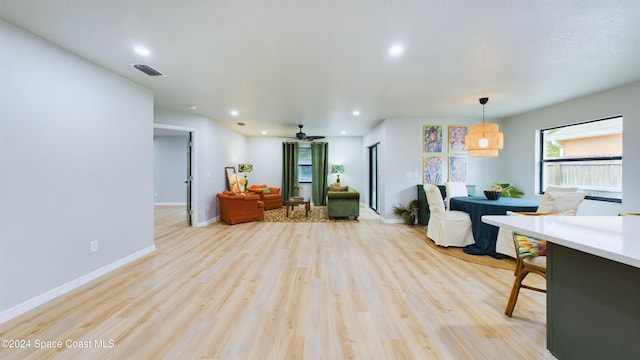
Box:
445, 181, 468, 209
505, 228, 547, 317
424, 183, 445, 216
423, 184, 475, 247
496, 190, 584, 259
545, 186, 578, 192
536, 191, 585, 213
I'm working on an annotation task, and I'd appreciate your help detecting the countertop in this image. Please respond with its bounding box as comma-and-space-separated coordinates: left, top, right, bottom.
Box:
482, 215, 640, 268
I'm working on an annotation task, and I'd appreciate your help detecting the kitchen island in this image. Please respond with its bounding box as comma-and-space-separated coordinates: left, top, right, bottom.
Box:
482, 215, 640, 360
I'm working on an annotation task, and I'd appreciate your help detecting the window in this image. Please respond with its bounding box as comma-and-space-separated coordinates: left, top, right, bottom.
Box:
540, 116, 622, 203
298, 146, 312, 183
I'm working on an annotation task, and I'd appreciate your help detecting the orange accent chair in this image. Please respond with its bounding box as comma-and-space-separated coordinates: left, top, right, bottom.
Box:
217, 191, 264, 225
247, 184, 283, 210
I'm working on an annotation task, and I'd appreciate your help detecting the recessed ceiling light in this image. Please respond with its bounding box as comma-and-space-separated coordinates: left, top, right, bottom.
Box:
352, 110, 360, 116
134, 46, 151, 57
341, 130, 347, 135
389, 44, 404, 57
230, 110, 239, 117
261, 130, 267, 135
187, 105, 197, 110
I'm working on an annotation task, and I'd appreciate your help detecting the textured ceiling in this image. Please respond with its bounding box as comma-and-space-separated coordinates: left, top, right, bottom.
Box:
2, 0, 640, 137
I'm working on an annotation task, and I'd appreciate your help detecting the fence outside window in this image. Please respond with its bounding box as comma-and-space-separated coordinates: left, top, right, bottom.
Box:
540, 116, 623, 203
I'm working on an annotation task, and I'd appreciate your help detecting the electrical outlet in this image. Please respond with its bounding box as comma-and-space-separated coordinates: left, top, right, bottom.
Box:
90, 240, 98, 254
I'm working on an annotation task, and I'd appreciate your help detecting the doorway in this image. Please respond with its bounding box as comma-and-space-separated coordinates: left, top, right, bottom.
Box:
153, 124, 197, 226
368, 142, 380, 213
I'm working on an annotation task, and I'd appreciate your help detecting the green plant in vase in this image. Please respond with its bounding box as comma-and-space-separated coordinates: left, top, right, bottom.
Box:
392, 200, 419, 225
494, 183, 524, 198
292, 183, 302, 197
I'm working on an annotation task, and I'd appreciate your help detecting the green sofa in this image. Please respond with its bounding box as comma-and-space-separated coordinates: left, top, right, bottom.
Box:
327, 186, 360, 220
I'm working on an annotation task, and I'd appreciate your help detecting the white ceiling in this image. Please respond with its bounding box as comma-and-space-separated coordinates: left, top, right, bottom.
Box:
2, 0, 640, 138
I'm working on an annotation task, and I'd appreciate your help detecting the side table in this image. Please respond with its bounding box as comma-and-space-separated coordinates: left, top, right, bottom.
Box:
286, 197, 310, 217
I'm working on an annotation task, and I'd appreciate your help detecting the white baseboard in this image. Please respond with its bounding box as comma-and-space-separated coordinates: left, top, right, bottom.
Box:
381, 217, 406, 224
195, 216, 218, 227
0, 245, 156, 324
154, 202, 187, 206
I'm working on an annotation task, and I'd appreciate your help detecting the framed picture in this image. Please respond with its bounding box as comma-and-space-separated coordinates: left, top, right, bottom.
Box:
449, 156, 468, 182
423, 156, 443, 184
423, 125, 443, 153
448, 125, 468, 153
225, 166, 239, 192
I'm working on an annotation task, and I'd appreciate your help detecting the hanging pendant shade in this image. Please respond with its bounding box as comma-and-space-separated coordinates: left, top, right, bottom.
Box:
465, 97, 503, 157
468, 149, 499, 157
465, 124, 503, 151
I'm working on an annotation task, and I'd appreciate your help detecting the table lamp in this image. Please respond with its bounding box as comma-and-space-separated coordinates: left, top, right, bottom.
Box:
238, 163, 253, 191
331, 165, 344, 183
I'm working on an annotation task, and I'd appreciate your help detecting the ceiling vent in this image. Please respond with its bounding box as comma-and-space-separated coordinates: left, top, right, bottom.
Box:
132, 64, 164, 76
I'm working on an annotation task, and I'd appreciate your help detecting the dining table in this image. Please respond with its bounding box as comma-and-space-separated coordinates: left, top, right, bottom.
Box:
448, 196, 539, 257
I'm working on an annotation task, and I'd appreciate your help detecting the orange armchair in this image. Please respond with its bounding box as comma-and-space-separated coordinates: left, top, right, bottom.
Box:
217, 191, 264, 225
247, 184, 283, 210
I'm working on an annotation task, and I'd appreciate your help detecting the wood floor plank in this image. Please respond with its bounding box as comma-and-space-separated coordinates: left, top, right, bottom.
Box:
0, 206, 550, 359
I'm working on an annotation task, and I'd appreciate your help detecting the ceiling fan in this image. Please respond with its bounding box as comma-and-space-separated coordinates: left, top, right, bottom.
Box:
291, 124, 325, 141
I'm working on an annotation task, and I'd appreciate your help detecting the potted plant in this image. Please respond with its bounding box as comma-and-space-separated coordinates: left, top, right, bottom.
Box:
494, 183, 524, 198
291, 183, 302, 197
392, 200, 419, 225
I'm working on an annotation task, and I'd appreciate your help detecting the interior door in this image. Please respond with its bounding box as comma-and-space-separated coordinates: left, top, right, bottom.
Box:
186, 132, 193, 226
369, 143, 380, 213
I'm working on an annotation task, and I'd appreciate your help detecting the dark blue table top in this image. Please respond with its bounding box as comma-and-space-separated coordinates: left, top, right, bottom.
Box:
451, 196, 539, 207
449, 196, 539, 257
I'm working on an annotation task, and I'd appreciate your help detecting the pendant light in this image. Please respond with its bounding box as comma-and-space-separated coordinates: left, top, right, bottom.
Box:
465, 97, 503, 157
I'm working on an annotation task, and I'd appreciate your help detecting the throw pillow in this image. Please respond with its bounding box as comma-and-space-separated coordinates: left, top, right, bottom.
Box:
510, 209, 576, 258
261, 187, 272, 194
515, 233, 547, 257
537, 192, 585, 213
329, 184, 348, 192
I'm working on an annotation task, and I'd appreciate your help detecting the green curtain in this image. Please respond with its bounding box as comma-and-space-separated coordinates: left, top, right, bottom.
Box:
311, 142, 329, 206
281, 142, 299, 204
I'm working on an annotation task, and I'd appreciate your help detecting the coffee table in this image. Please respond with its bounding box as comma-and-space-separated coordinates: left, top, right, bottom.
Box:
286, 197, 310, 217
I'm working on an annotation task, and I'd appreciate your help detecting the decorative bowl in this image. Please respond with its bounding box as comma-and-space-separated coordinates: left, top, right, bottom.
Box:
484, 190, 502, 200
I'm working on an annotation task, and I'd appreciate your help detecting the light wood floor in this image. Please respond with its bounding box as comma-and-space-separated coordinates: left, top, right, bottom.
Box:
0, 206, 550, 359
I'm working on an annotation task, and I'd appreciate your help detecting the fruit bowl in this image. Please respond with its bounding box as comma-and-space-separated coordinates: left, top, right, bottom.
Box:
484, 190, 502, 200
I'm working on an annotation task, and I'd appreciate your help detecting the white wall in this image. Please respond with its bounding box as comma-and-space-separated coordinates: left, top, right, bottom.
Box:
246, 137, 285, 187
246, 136, 365, 205
325, 136, 365, 192
154, 111, 367, 221
502, 81, 640, 215
154, 108, 248, 225
367, 117, 504, 222
0, 20, 154, 315
154, 136, 189, 204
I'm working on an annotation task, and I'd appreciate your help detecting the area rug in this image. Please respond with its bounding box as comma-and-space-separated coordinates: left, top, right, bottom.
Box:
262, 206, 358, 223
420, 228, 516, 270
